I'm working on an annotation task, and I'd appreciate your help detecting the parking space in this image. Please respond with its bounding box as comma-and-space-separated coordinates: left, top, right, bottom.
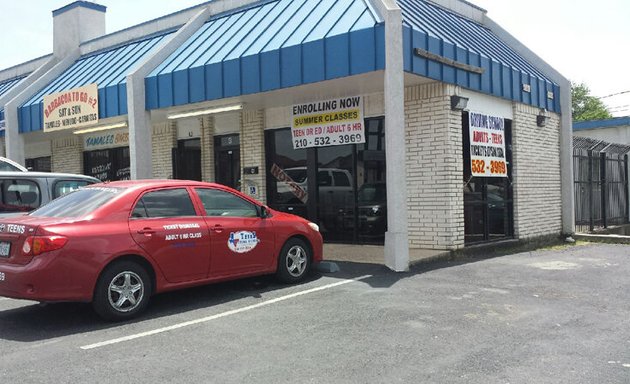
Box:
1, 243, 630, 383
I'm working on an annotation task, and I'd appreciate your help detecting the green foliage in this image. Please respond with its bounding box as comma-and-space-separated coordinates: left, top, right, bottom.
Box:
572, 82, 613, 121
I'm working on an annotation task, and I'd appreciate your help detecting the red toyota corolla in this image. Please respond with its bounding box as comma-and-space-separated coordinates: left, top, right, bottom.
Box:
0, 180, 323, 321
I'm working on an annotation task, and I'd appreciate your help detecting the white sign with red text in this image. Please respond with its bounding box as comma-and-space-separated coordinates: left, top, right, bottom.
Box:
291, 96, 365, 150
43, 83, 99, 132
469, 112, 507, 177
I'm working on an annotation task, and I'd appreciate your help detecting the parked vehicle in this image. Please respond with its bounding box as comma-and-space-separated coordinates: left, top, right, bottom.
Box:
357, 182, 387, 238
0, 157, 28, 172
0, 171, 99, 216
0, 180, 323, 321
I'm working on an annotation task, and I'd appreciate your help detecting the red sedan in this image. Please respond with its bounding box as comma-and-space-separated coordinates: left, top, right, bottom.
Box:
0, 180, 323, 320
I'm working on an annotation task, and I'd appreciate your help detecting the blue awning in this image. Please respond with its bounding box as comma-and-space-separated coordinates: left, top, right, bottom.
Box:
19, 32, 173, 133
146, 0, 384, 109
0, 76, 26, 137
399, 0, 560, 113
574, 117, 630, 131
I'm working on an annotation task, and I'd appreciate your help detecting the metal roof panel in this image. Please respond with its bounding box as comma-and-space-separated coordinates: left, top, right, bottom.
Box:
146, 0, 383, 109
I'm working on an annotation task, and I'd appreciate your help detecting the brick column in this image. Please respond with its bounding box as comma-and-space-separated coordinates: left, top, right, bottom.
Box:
240, 109, 266, 203
512, 104, 562, 238
404, 83, 465, 250
151, 122, 176, 179
52, 136, 83, 174
201, 115, 215, 182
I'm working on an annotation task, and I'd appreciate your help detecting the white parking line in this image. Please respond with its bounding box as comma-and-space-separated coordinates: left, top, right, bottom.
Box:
81, 275, 372, 350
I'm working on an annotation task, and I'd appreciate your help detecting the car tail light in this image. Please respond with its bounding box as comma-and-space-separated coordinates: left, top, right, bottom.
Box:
22, 236, 68, 256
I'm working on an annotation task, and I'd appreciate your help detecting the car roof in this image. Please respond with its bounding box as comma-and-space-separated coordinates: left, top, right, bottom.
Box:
0, 157, 28, 172
0, 171, 99, 180
91, 179, 227, 191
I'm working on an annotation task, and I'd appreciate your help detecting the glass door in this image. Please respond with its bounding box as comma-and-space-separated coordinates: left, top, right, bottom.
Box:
265, 117, 386, 244
173, 139, 201, 181
214, 134, 241, 190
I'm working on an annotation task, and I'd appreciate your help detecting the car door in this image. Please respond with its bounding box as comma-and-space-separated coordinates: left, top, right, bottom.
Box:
194, 188, 275, 278
128, 187, 211, 283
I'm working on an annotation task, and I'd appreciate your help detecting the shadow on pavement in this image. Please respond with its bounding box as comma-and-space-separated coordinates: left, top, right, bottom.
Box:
0, 254, 505, 342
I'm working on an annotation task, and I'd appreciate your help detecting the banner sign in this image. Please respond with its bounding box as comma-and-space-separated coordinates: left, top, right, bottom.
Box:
83, 129, 129, 151
291, 96, 364, 150
270, 164, 308, 203
43, 83, 99, 132
469, 112, 507, 177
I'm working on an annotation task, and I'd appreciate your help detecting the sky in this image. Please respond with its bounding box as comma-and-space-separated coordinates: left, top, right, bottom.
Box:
0, 0, 629, 117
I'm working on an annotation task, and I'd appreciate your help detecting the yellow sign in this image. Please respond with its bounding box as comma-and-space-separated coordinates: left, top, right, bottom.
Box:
291, 96, 364, 149
43, 83, 99, 132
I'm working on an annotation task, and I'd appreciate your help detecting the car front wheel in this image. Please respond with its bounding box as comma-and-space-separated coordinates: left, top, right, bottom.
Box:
93, 261, 151, 321
276, 238, 311, 284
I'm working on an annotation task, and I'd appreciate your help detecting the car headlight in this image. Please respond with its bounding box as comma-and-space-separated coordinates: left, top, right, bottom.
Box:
308, 222, 320, 232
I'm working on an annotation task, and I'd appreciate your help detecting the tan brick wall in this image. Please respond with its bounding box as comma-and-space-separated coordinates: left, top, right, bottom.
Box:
52, 136, 83, 174
201, 115, 215, 182
512, 104, 562, 238
152, 122, 176, 179
241, 110, 266, 203
405, 83, 465, 250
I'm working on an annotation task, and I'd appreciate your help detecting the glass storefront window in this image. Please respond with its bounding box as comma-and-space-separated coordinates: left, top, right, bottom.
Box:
84, 147, 130, 182
265, 117, 386, 244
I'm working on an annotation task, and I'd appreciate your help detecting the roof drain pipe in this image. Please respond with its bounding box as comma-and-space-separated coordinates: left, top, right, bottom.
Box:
371, 0, 410, 272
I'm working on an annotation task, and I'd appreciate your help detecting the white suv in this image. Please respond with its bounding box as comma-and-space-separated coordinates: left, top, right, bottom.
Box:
0, 157, 27, 172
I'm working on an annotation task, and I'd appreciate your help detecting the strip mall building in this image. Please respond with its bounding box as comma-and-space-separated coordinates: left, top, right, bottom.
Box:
0, 0, 574, 270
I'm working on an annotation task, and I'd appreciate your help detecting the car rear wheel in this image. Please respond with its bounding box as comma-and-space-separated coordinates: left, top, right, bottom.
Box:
276, 238, 311, 284
93, 261, 151, 321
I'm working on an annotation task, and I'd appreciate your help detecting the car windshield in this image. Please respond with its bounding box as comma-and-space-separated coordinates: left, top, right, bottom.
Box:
284, 169, 307, 183
29, 187, 120, 218
358, 184, 386, 203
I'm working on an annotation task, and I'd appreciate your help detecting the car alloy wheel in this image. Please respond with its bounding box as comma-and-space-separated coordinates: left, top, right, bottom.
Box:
276, 238, 311, 283
93, 260, 151, 321
286, 245, 307, 278
107, 271, 144, 313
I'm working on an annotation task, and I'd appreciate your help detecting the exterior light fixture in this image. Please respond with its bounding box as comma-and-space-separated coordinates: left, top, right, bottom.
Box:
536, 108, 549, 127
73, 121, 128, 135
167, 104, 243, 120
450, 95, 469, 111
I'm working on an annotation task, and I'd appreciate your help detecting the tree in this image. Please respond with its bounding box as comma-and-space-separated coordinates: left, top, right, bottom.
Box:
571, 82, 612, 121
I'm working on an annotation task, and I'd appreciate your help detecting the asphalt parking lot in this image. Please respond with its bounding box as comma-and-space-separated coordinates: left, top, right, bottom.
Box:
1, 243, 629, 383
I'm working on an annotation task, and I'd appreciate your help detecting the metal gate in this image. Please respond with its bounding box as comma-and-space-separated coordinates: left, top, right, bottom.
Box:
573, 137, 630, 233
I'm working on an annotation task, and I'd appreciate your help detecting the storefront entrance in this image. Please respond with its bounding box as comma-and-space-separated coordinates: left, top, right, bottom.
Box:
84, 147, 130, 181
462, 111, 514, 243
214, 134, 240, 190
265, 118, 386, 244
172, 139, 201, 181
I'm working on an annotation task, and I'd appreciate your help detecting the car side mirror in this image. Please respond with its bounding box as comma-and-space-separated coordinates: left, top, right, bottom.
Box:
259, 205, 269, 219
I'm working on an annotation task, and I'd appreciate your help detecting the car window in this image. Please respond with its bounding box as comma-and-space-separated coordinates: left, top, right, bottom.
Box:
53, 180, 94, 198
30, 187, 119, 218
0, 179, 41, 213
333, 171, 351, 187
318, 171, 332, 186
133, 188, 196, 218
195, 188, 258, 218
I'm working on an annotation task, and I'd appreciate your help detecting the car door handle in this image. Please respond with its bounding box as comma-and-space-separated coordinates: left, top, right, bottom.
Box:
211, 225, 224, 233
137, 228, 156, 235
